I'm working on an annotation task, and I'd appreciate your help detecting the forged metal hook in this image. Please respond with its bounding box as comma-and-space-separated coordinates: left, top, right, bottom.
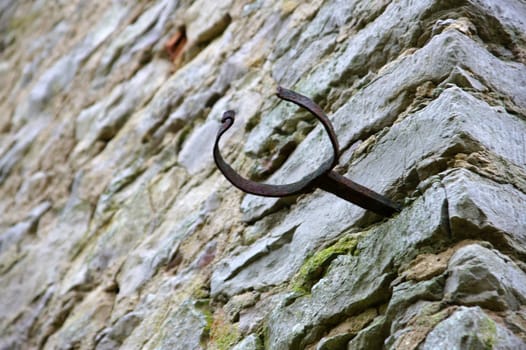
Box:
213, 87, 402, 217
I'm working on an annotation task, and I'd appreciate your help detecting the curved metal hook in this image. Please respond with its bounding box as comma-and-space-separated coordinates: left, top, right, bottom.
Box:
276, 86, 340, 166
213, 87, 338, 197
213, 87, 402, 217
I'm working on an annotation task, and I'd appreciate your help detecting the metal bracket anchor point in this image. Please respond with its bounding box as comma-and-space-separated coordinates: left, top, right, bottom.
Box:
213, 86, 402, 217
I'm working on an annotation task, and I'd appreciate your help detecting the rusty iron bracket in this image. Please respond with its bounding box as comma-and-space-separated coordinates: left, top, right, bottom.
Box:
213, 87, 402, 217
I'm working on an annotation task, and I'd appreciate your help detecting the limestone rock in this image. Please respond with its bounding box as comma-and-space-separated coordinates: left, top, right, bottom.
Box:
1, 0, 526, 349
232, 334, 263, 350
152, 300, 210, 350
266, 182, 448, 349
346, 316, 387, 350
445, 244, 526, 311
444, 169, 526, 253
419, 306, 526, 350
185, 0, 233, 45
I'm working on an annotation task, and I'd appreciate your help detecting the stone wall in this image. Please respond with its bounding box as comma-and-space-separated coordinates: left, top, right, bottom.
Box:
1, 0, 526, 349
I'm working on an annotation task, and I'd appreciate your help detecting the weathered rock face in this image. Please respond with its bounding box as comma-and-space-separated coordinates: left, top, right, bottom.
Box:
1, 0, 525, 349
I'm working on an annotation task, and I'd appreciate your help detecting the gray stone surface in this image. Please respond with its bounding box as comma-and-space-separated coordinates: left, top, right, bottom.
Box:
242, 63, 526, 222
445, 244, 526, 311
178, 120, 221, 175
347, 316, 387, 350
217, 86, 526, 296
232, 334, 263, 350
386, 277, 445, 335
185, 0, 233, 44
0, 118, 47, 184
250, 0, 463, 156
330, 28, 526, 149
0, 200, 93, 342
95, 0, 178, 79
95, 312, 143, 350
13, 3, 129, 127
420, 306, 526, 350
266, 182, 448, 349
1, 0, 526, 349
444, 169, 526, 252
153, 300, 209, 350
74, 61, 171, 158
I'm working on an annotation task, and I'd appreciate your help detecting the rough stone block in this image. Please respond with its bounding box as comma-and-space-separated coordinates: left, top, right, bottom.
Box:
185, 0, 232, 44
242, 37, 526, 221
74, 61, 171, 157
218, 86, 526, 298
420, 306, 525, 350
266, 182, 448, 349
153, 300, 208, 350
232, 334, 263, 350
443, 169, 526, 253
445, 243, 526, 311
2, 0, 526, 349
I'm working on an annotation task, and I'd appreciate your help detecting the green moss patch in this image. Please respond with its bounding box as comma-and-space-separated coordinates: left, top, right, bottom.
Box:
209, 317, 240, 350
479, 316, 497, 350
291, 234, 360, 294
